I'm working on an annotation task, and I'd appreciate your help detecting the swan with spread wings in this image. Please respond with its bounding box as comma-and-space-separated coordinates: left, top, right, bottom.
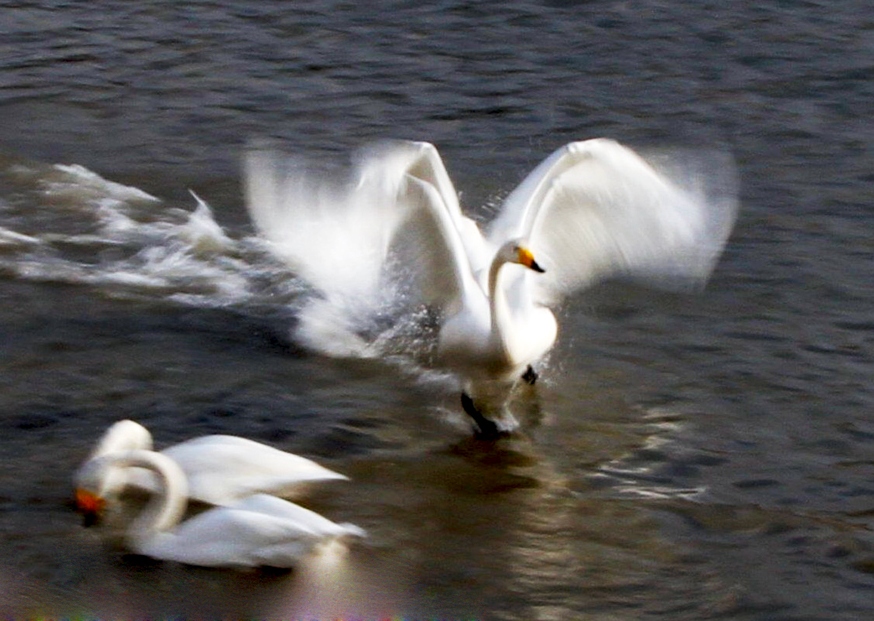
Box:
245, 139, 737, 436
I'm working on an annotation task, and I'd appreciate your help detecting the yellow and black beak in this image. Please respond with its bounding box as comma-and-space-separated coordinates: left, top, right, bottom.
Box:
517, 246, 546, 274
75, 488, 106, 527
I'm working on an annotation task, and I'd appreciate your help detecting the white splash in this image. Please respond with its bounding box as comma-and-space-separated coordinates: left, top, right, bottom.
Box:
48, 164, 160, 204
243, 147, 432, 360
0, 160, 280, 312
182, 190, 236, 255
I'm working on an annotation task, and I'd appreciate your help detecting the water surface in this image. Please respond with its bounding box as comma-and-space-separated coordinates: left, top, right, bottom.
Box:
1, 1, 873, 619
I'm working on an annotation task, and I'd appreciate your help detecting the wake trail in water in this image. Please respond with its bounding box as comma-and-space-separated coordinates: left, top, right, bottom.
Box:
0, 158, 298, 312
0, 155, 441, 384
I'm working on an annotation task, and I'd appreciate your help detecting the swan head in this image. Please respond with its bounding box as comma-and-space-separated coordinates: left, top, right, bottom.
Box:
75, 450, 189, 535
75, 456, 114, 525
73, 420, 154, 523
74, 449, 153, 526
498, 239, 545, 273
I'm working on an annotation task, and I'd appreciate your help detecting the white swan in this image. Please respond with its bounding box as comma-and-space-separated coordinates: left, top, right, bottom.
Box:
245, 139, 737, 435
75, 420, 348, 506
76, 449, 364, 568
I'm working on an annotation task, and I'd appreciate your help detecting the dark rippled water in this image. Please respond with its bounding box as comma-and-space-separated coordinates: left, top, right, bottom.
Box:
1, 2, 873, 619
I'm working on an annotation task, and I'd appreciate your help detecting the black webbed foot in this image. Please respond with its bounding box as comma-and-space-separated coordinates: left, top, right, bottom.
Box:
461, 392, 506, 440
521, 365, 538, 385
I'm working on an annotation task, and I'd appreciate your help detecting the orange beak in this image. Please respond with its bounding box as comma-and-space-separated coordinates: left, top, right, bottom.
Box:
517, 246, 545, 273
75, 488, 106, 525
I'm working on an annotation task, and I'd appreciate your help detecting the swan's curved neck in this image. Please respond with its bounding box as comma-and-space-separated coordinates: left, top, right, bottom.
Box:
101, 450, 189, 544
487, 255, 514, 364
80, 422, 155, 497
91, 421, 153, 458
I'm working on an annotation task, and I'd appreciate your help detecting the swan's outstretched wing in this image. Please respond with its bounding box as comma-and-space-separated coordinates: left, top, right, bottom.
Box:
360, 141, 493, 273
244, 141, 487, 309
356, 140, 486, 313
488, 138, 738, 305
160, 435, 348, 506
389, 172, 481, 313
358, 141, 462, 222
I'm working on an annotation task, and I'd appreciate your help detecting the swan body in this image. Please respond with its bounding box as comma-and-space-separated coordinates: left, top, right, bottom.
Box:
76, 449, 364, 568
435, 239, 556, 383
75, 420, 347, 506
245, 138, 738, 433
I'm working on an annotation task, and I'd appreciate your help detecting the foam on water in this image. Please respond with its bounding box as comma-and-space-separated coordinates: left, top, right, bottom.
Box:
48, 163, 160, 204
0, 159, 292, 312
0, 156, 437, 383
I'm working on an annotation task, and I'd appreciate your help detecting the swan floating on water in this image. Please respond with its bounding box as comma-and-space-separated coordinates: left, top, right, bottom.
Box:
245, 139, 737, 436
74, 419, 348, 506
76, 449, 364, 568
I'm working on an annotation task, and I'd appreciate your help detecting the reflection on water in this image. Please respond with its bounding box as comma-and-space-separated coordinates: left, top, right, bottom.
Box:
2, 316, 871, 619
263, 428, 726, 621
0, 363, 733, 619
591, 408, 709, 501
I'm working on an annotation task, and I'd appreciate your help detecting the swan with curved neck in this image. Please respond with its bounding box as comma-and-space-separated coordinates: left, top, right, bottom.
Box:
436, 238, 554, 375
447, 239, 556, 436
245, 139, 738, 436
74, 420, 348, 506
398, 159, 557, 434
76, 449, 364, 568
485, 241, 549, 370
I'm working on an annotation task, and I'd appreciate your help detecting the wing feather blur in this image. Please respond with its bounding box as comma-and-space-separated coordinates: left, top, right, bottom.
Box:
358, 140, 487, 314
488, 138, 738, 305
